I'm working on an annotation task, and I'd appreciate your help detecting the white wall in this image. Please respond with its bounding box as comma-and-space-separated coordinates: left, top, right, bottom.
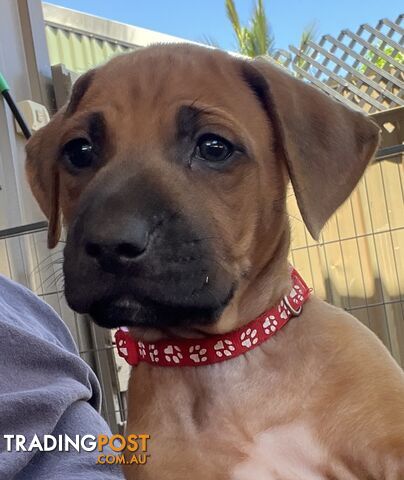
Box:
0, 0, 50, 231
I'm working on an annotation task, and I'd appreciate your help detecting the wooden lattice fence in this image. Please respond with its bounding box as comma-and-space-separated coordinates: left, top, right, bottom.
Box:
274, 14, 403, 114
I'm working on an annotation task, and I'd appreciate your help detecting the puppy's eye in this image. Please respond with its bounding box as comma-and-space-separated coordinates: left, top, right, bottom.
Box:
62, 138, 94, 170
196, 134, 233, 163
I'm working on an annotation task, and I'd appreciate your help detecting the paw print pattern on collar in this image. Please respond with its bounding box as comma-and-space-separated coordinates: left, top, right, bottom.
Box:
115, 268, 311, 368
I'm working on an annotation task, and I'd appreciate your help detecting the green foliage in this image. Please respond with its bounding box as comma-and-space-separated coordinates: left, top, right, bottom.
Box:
225, 0, 315, 59
359, 43, 404, 73
295, 22, 317, 69
225, 0, 275, 57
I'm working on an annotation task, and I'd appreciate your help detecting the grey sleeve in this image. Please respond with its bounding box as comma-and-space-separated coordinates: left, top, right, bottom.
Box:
0, 275, 124, 479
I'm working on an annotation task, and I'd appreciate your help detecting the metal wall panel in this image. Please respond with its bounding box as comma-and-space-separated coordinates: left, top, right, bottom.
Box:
45, 25, 133, 72
42, 2, 188, 72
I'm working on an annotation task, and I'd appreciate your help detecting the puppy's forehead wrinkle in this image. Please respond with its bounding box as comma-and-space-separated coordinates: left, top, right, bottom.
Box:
65, 69, 95, 117
176, 104, 220, 138
67, 110, 106, 135
68, 47, 252, 137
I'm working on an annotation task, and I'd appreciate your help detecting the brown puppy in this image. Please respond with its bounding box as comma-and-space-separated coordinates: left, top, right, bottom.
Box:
26, 44, 404, 479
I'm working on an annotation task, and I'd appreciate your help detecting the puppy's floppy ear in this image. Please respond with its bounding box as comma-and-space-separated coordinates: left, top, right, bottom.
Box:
242, 58, 381, 239
25, 116, 62, 249
25, 69, 95, 249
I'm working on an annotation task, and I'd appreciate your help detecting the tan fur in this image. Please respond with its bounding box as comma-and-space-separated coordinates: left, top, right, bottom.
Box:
25, 44, 404, 479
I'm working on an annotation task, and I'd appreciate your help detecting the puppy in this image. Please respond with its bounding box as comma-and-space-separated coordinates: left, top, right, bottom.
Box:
26, 44, 404, 479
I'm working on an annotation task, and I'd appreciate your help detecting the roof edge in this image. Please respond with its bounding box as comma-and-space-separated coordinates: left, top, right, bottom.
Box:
43, 3, 194, 47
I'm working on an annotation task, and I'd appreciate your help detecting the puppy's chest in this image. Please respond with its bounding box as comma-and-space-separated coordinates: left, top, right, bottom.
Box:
126, 418, 367, 480
125, 359, 329, 478
125, 394, 281, 479
230, 422, 361, 480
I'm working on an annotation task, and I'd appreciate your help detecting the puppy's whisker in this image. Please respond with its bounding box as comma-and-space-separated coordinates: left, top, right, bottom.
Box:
33, 261, 65, 289
57, 289, 66, 301
37, 268, 64, 293
29, 253, 63, 277
39, 258, 64, 275
43, 274, 65, 292
51, 272, 65, 289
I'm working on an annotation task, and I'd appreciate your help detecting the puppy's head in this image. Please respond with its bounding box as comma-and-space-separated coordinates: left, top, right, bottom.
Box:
26, 44, 379, 332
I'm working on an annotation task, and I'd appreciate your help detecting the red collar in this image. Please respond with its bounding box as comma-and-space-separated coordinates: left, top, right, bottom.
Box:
115, 268, 310, 367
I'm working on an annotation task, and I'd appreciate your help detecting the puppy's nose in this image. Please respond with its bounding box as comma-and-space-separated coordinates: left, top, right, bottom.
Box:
84, 219, 149, 268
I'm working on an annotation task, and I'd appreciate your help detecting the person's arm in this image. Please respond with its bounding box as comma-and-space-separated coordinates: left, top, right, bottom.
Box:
0, 274, 124, 479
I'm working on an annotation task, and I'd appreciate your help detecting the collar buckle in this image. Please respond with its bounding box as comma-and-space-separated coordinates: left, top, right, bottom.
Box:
283, 295, 303, 316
